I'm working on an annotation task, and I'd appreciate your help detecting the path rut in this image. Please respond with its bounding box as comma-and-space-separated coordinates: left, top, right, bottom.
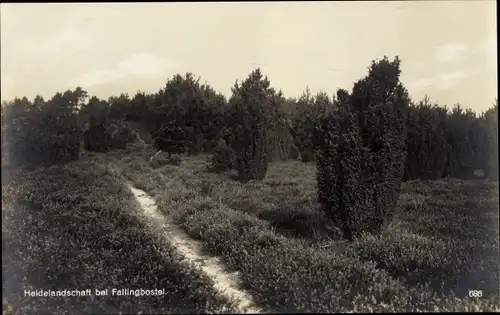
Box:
128, 184, 262, 314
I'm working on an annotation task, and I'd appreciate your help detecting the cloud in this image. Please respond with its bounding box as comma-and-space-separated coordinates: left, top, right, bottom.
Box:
408, 42, 470, 76
20, 21, 90, 54
70, 53, 174, 88
76, 69, 122, 87
435, 71, 467, 89
20, 5, 118, 53
409, 61, 425, 72
407, 71, 467, 92
407, 77, 433, 90
433, 42, 468, 64
37, 28, 91, 53
407, 42, 471, 91
118, 53, 173, 77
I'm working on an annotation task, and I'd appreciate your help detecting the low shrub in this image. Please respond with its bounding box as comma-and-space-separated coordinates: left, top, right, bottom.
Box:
2, 161, 237, 314
209, 138, 236, 172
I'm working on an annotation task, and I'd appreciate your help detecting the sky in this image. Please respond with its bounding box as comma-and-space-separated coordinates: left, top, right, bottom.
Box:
1, 1, 497, 113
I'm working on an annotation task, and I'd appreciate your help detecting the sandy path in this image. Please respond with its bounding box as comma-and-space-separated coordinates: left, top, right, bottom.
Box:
128, 184, 262, 314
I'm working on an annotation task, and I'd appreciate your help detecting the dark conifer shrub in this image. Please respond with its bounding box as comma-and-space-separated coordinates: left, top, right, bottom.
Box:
443, 105, 482, 179
480, 102, 498, 180
228, 69, 277, 182
152, 121, 188, 157
404, 97, 449, 181
84, 116, 112, 153
316, 56, 409, 240
209, 138, 236, 172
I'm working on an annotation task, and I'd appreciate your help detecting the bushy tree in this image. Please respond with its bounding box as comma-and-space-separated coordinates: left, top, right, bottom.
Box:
335, 88, 350, 105
443, 104, 482, 179
267, 116, 296, 161
316, 56, 409, 241
479, 101, 498, 180
153, 120, 188, 158
198, 86, 228, 153
316, 102, 361, 241
209, 137, 236, 172
280, 96, 300, 119
3, 88, 85, 166
80, 96, 110, 124
153, 73, 227, 154
82, 96, 114, 152
84, 116, 112, 152
3, 97, 41, 166
290, 89, 315, 162
404, 96, 449, 180
266, 92, 296, 161
39, 88, 84, 163
228, 68, 278, 182
81, 95, 141, 152
108, 93, 131, 121
126, 91, 150, 122
290, 89, 333, 162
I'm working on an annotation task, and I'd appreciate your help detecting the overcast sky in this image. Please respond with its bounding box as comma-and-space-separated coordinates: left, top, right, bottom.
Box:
1, 2, 497, 112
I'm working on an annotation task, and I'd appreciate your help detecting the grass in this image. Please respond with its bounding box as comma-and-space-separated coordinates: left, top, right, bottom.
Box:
113, 150, 500, 312
2, 158, 239, 314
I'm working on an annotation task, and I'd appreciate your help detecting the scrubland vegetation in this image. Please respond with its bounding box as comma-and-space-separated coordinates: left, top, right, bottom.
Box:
2, 162, 239, 314
113, 152, 499, 312
2, 55, 499, 313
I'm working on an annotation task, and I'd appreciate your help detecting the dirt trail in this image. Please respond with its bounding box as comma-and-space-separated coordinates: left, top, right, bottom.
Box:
128, 184, 262, 314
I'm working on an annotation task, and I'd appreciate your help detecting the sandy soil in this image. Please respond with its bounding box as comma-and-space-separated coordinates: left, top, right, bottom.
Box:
128, 184, 262, 314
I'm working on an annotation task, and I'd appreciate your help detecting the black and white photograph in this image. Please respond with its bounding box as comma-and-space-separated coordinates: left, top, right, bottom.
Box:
1, 1, 499, 313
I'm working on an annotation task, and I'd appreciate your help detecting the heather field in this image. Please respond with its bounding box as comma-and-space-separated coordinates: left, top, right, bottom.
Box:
2, 141, 499, 313
107, 147, 500, 313
2, 160, 239, 314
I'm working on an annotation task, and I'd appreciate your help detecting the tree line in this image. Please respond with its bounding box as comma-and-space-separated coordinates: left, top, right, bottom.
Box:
2, 55, 497, 239
2, 58, 497, 183
2, 59, 497, 181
